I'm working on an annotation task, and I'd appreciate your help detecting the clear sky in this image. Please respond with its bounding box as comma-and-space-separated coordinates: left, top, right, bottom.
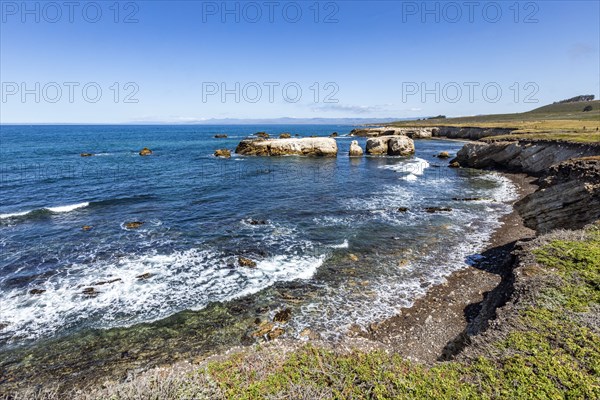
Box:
1, 0, 599, 123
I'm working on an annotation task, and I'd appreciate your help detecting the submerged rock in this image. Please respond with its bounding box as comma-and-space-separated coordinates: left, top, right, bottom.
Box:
124, 221, 144, 229
139, 147, 153, 156
82, 225, 93, 231
424, 207, 452, 213
452, 197, 485, 201
252, 322, 274, 337
92, 278, 122, 286
214, 149, 231, 158
279, 133, 291, 139
82, 287, 100, 298
248, 219, 267, 225
235, 137, 338, 157
397, 207, 409, 212
437, 151, 451, 158
349, 140, 364, 157
273, 308, 292, 323
238, 256, 257, 268
214, 134, 228, 138
29, 289, 46, 295
267, 327, 285, 340
449, 162, 460, 168
80, 153, 94, 157
136, 273, 153, 280
330, 132, 339, 137
299, 328, 320, 340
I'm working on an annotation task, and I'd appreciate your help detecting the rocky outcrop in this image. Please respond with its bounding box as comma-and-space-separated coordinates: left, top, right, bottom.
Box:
366, 136, 415, 156
235, 138, 338, 157
452, 140, 600, 175
124, 221, 144, 229
434, 127, 515, 140
351, 126, 514, 140
139, 147, 153, 156
515, 157, 600, 233
349, 140, 364, 157
279, 133, 291, 139
214, 149, 231, 158
214, 134, 228, 138
351, 127, 433, 139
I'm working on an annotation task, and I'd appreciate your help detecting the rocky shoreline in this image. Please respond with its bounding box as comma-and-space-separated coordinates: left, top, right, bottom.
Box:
358, 172, 538, 362
2, 126, 599, 398
356, 128, 600, 363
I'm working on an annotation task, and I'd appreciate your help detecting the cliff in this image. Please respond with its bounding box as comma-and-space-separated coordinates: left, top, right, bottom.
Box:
452, 140, 600, 175
515, 157, 600, 233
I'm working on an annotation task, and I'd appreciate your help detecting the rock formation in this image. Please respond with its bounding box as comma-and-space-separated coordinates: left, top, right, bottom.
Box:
451, 140, 599, 175
365, 136, 415, 156
214, 149, 231, 158
235, 137, 338, 157
516, 157, 600, 233
350, 127, 433, 139
139, 147, 153, 156
349, 140, 364, 157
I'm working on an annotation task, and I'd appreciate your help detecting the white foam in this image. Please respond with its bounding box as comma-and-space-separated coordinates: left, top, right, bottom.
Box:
0, 210, 30, 219
290, 171, 519, 339
46, 202, 90, 213
381, 157, 430, 179
0, 202, 89, 219
329, 239, 349, 249
0, 246, 324, 343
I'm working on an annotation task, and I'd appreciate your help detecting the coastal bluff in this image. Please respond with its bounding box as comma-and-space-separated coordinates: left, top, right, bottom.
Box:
235, 137, 338, 157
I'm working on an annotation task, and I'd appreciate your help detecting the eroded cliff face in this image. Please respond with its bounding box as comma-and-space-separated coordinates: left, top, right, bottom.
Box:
350, 126, 516, 140
452, 140, 600, 175
434, 127, 514, 140
515, 157, 600, 233
451, 139, 600, 233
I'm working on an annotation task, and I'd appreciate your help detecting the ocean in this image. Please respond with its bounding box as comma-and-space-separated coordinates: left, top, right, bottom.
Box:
0, 125, 516, 382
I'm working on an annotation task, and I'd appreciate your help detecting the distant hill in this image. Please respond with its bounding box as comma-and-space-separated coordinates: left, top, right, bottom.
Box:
387, 99, 600, 143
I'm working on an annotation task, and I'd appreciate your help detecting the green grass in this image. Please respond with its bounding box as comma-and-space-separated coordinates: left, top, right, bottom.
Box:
196, 224, 600, 399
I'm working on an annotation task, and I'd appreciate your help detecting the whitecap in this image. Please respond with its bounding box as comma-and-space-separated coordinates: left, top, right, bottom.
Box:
46, 202, 90, 213
329, 239, 349, 249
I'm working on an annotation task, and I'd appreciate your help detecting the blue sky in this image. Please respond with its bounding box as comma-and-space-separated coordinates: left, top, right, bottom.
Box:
1, 0, 599, 123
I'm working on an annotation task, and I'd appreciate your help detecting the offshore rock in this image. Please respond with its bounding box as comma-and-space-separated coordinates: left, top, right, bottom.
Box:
235, 137, 338, 157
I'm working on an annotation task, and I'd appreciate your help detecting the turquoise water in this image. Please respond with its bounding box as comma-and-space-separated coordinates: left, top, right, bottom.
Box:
0, 125, 516, 352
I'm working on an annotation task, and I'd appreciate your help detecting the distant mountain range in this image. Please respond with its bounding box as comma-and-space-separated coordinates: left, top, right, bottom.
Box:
126, 117, 417, 125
